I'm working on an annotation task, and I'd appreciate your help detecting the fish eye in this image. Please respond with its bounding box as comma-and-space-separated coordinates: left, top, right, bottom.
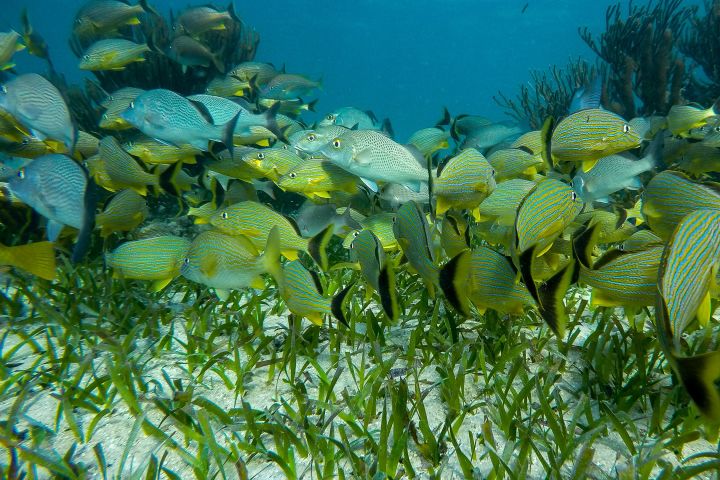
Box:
332, 139, 341, 148
307, 133, 316, 142
83, 54, 90, 60
715, 126, 720, 133
257, 152, 265, 159
129, 101, 135, 109
350, 242, 354, 249
619, 244, 625, 251
623, 124, 630, 133
327, 114, 335, 120
17, 169, 25, 180
571, 191, 577, 201
353, 231, 360, 237
1, 86, 6, 94
491, 169, 495, 177
392, 216, 396, 224
102, 113, 108, 120
289, 172, 297, 179
183, 257, 190, 265
221, 211, 228, 219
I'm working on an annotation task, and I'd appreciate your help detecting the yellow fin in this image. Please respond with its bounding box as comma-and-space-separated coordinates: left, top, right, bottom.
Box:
250, 276, 265, 289
282, 250, 299, 261
581, 159, 599, 172
535, 242, 554, 258
471, 207, 481, 222
590, 289, 622, 307
211, 24, 227, 31
2, 242, 56, 280
126, 17, 141, 25
151, 277, 173, 292
256, 139, 270, 147
200, 254, 219, 277
311, 191, 331, 199
435, 197, 450, 216
697, 291, 712, 327
306, 312, 324, 326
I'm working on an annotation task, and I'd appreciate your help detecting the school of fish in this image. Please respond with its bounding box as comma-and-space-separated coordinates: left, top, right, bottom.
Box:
2, 0, 720, 425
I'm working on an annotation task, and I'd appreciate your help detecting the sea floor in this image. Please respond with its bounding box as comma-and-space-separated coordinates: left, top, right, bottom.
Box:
0, 273, 718, 479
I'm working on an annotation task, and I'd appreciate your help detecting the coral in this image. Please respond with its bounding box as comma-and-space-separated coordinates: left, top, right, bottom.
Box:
680, 0, 720, 104
579, 0, 695, 117
494, 58, 598, 129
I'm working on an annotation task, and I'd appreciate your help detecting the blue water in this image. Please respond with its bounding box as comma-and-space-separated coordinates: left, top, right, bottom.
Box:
1, 0, 659, 139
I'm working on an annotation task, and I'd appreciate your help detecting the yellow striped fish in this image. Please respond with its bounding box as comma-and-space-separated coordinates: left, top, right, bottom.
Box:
434, 148, 495, 217
79, 38, 149, 71
487, 148, 543, 181
408, 127, 450, 156
349, 229, 399, 321
100, 87, 144, 130
0, 241, 55, 280
621, 229, 662, 252
543, 109, 642, 172
180, 228, 281, 300
666, 100, 720, 136
277, 260, 332, 325
393, 201, 439, 296
441, 246, 535, 317
478, 178, 535, 226
106, 236, 191, 292
440, 213, 470, 259
210, 201, 332, 269
343, 212, 398, 251
510, 130, 542, 154
123, 137, 200, 165
241, 147, 304, 182
96, 189, 148, 237
277, 158, 359, 200
99, 136, 158, 196
0, 30, 25, 71
656, 208, 720, 422
642, 171, 720, 240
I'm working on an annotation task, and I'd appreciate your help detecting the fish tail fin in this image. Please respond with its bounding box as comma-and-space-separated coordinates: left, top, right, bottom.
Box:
381, 118, 394, 138
5, 242, 56, 280
221, 111, 240, 156
540, 116, 554, 170
435, 107, 451, 128
228, 2, 241, 23
378, 262, 400, 321
306, 98, 319, 113
308, 225, 333, 271
571, 219, 599, 271
212, 53, 225, 74
536, 260, 575, 338
158, 161, 184, 197
673, 350, 720, 422
331, 283, 353, 327
72, 175, 97, 264
439, 250, 472, 317
263, 101, 282, 140
263, 226, 283, 291
643, 132, 665, 170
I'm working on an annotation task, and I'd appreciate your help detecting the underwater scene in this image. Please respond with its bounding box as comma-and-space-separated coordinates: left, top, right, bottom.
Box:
4, 0, 720, 478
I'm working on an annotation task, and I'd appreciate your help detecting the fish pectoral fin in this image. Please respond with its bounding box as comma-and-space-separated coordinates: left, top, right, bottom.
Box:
354, 148, 374, 166
215, 289, 230, 301
46, 220, 65, 242
199, 255, 219, 277
590, 289, 622, 307
250, 276, 265, 289
435, 197, 450, 216
581, 159, 599, 172
281, 250, 299, 261
151, 277, 173, 292
312, 191, 331, 199
360, 177, 378, 192
126, 17, 141, 25
256, 139, 270, 147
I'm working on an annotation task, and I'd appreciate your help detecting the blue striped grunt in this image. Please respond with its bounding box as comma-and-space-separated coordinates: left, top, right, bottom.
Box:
277, 260, 332, 325
477, 178, 536, 226
487, 147, 543, 181
0, 241, 55, 280
241, 147, 304, 182
434, 148, 496, 217
349, 229, 399, 321
96, 189, 147, 237
99, 136, 158, 196
79, 38, 149, 71
276, 158, 360, 200
393, 201, 439, 296
106, 236, 191, 292
408, 127, 450, 156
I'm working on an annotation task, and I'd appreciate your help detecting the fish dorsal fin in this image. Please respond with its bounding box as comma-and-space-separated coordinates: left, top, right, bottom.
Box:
188, 99, 216, 125
516, 145, 534, 155
592, 248, 625, 270
308, 268, 324, 295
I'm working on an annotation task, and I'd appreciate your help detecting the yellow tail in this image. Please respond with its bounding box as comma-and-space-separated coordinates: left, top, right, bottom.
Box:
1, 242, 56, 280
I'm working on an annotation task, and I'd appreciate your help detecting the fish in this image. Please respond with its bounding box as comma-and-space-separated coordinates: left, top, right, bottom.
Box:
229, 62, 280, 87
543, 109, 642, 172
0, 31, 25, 71
319, 107, 391, 134
407, 127, 450, 156
0, 241, 55, 280
666, 100, 720, 136
7, 154, 93, 262
572, 221, 662, 320
487, 147, 543, 181
515, 178, 582, 256
166, 35, 225, 73
73, 0, 146, 39
175, 5, 236, 36
277, 260, 334, 325
209, 201, 333, 269
20, 9, 51, 66
99, 136, 158, 196
79, 38, 150, 71
257, 97, 318, 117
186, 94, 280, 140
378, 182, 430, 210
260, 73, 322, 101
656, 208, 720, 422
240, 147, 304, 182
349, 229, 399, 321
450, 114, 493, 139
206, 75, 250, 98
641, 171, 720, 240
568, 76, 602, 113
180, 227, 281, 300
0, 73, 76, 153
393, 201, 439, 296
100, 87, 145, 130
293, 125, 349, 154
571, 136, 660, 204
440, 246, 535, 317
75, 131, 100, 159
106, 236, 191, 292
95, 188, 148, 237
573, 210, 636, 245
510, 130, 543, 154
120, 89, 239, 154
477, 178, 536, 226
123, 136, 199, 165
276, 158, 360, 200
206, 147, 266, 182
292, 202, 362, 237
319, 129, 428, 192
459, 122, 524, 150
343, 213, 398, 251
620, 229, 662, 252
434, 148, 496, 217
